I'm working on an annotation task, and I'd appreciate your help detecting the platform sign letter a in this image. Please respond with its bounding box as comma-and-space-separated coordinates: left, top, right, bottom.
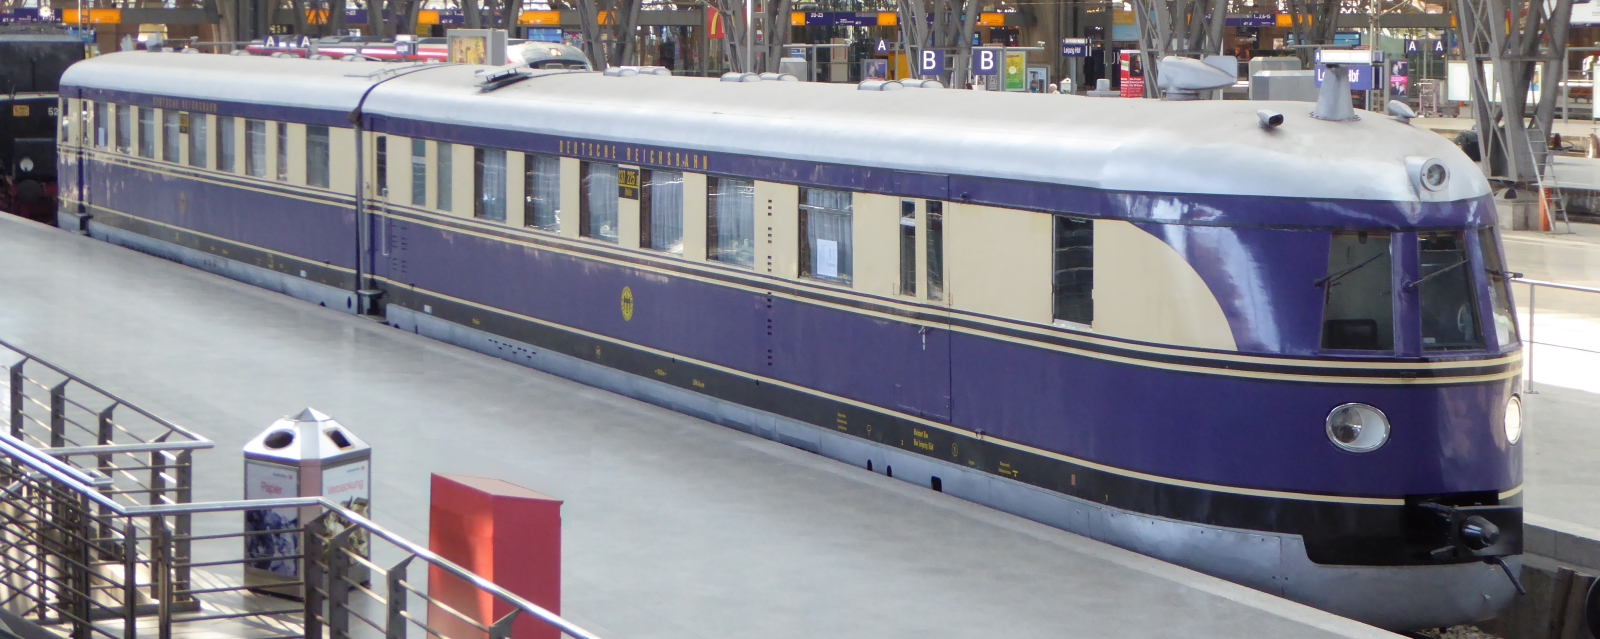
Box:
875, 38, 889, 54
920, 49, 943, 75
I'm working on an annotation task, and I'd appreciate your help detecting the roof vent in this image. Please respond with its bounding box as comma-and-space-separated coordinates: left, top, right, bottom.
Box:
900, 79, 944, 89
477, 64, 534, 91
720, 72, 761, 82
758, 72, 800, 82
604, 67, 639, 77
858, 80, 904, 91
1156, 56, 1235, 100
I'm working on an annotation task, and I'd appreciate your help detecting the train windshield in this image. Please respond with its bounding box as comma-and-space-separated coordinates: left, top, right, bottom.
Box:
1417, 232, 1484, 351
1478, 227, 1520, 348
1319, 232, 1394, 351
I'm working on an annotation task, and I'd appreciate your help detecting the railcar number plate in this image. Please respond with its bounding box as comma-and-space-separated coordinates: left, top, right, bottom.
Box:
11, 105, 27, 117
618, 168, 640, 200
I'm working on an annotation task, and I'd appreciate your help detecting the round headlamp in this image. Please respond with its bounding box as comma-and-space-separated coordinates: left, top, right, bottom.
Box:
1326, 403, 1391, 453
1504, 395, 1523, 445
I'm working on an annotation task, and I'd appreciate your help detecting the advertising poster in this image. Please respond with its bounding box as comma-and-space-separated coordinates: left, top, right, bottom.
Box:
322, 461, 372, 559
1389, 60, 1409, 94
244, 462, 300, 578
1119, 51, 1144, 98
448, 34, 486, 63
1026, 66, 1049, 93
1004, 51, 1026, 91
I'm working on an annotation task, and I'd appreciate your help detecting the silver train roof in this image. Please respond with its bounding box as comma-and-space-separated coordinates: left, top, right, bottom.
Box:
64, 52, 1489, 204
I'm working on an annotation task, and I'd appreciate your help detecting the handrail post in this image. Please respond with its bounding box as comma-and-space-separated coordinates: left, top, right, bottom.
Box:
49, 379, 69, 447
121, 522, 137, 639
153, 521, 172, 639
74, 492, 93, 639
8, 358, 24, 438
488, 609, 520, 639
97, 404, 116, 557
385, 556, 413, 639
304, 516, 327, 639
172, 450, 192, 601
1525, 282, 1537, 395
327, 527, 357, 639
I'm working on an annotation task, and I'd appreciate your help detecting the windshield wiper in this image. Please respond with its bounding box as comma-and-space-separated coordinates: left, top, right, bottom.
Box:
1314, 252, 1385, 288
1406, 259, 1469, 290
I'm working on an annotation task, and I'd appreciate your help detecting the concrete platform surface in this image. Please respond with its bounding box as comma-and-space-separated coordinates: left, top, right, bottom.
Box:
0, 215, 1396, 639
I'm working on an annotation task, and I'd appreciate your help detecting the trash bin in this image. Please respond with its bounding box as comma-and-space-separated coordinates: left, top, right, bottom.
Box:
242, 408, 371, 598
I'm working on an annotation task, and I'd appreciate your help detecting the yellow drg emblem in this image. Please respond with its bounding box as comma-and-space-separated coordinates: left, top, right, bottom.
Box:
620, 286, 634, 321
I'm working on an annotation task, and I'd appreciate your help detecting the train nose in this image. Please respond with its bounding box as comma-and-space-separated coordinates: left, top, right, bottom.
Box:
1460, 515, 1500, 551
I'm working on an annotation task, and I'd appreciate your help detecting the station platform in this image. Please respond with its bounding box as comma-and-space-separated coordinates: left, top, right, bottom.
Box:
0, 214, 1395, 638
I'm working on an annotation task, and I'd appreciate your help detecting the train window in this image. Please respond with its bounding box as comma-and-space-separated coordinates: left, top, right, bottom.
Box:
306, 125, 330, 188
640, 170, 683, 254
245, 120, 266, 177
798, 188, 853, 286
275, 122, 288, 182
523, 153, 560, 231
375, 136, 387, 197
706, 177, 754, 268
411, 139, 426, 206
59, 99, 69, 143
1051, 216, 1094, 326
1418, 232, 1484, 351
161, 111, 179, 162
473, 147, 507, 222
578, 161, 619, 242
188, 114, 207, 168
899, 200, 916, 296
926, 201, 944, 301
1478, 227, 1519, 348
137, 108, 155, 158
93, 102, 107, 148
217, 117, 236, 173
1318, 232, 1393, 351
115, 105, 131, 154
435, 142, 453, 211
79, 101, 90, 147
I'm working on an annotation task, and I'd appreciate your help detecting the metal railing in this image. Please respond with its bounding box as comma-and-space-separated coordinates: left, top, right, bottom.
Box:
0, 341, 603, 639
1515, 276, 1600, 394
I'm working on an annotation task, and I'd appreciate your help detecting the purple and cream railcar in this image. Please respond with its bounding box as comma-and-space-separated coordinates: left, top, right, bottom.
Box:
59, 52, 1525, 629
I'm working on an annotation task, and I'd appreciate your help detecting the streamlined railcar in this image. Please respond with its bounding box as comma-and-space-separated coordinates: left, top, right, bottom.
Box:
58, 52, 1526, 630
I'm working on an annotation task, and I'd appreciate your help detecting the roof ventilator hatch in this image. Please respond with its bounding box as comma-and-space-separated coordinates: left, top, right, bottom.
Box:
477, 63, 534, 92
1156, 56, 1236, 101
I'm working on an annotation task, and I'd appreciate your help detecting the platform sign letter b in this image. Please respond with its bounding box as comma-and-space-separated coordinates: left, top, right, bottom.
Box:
920, 49, 943, 76
973, 48, 999, 76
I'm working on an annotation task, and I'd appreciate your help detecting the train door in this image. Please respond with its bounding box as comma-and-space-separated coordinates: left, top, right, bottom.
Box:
362, 125, 391, 315
897, 198, 952, 422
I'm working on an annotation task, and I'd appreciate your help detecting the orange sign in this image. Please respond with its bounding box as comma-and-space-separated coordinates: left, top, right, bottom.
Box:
518, 10, 559, 25
61, 8, 120, 24
876, 11, 896, 26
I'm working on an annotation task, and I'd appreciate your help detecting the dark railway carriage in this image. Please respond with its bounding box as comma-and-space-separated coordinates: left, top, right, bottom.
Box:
59, 52, 1525, 630
0, 31, 82, 223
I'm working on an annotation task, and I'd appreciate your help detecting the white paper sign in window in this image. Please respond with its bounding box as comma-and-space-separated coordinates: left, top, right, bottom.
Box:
817, 239, 838, 278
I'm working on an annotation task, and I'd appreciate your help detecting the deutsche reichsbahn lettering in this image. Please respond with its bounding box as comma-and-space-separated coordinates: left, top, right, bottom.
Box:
559, 138, 709, 171
151, 97, 219, 114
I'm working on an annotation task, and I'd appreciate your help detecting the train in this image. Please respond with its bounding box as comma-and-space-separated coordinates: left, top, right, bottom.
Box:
57, 51, 1524, 631
0, 29, 83, 224
242, 35, 592, 69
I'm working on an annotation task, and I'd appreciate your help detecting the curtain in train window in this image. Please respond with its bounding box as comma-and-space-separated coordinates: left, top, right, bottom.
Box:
161, 111, 179, 162
1052, 216, 1094, 326
306, 125, 330, 188
1417, 232, 1483, 351
216, 117, 236, 173
137, 108, 155, 158
411, 139, 427, 207
899, 200, 916, 295
188, 114, 207, 168
926, 201, 944, 301
579, 161, 618, 243
640, 170, 683, 254
245, 120, 266, 177
60, 99, 69, 143
435, 142, 453, 211
115, 105, 131, 153
473, 148, 507, 222
1319, 232, 1393, 350
375, 136, 387, 197
93, 102, 107, 148
79, 101, 90, 146
1478, 227, 1519, 348
523, 154, 560, 231
799, 188, 853, 285
275, 122, 288, 182
706, 177, 754, 268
